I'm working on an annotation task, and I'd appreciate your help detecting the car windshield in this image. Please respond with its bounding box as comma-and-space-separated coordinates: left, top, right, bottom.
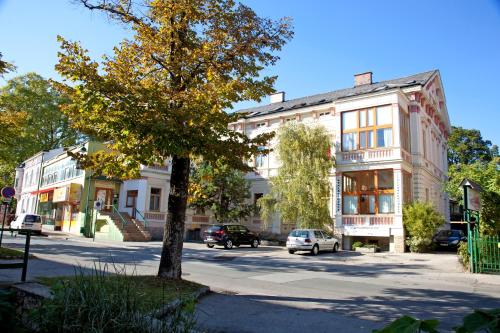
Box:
290, 230, 309, 238
451, 230, 463, 237
206, 226, 222, 233
25, 215, 41, 223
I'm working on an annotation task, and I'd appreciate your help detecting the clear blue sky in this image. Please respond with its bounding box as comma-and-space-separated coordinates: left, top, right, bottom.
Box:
1, 0, 499, 145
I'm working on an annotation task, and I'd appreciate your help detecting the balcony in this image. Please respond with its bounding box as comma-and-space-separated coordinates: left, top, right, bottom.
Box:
342, 215, 394, 226
338, 148, 411, 164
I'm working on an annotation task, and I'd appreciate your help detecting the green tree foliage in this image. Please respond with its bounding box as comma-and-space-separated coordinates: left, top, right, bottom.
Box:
479, 190, 500, 236
55, 0, 293, 279
448, 126, 498, 166
445, 158, 500, 202
445, 157, 500, 235
188, 159, 253, 223
0, 52, 15, 77
403, 202, 445, 253
0, 73, 81, 188
258, 123, 334, 229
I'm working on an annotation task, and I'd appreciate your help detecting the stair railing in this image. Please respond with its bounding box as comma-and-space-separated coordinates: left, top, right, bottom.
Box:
111, 204, 128, 230
134, 208, 149, 229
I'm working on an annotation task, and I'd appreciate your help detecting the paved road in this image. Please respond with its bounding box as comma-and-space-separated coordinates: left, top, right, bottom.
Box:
1, 234, 500, 332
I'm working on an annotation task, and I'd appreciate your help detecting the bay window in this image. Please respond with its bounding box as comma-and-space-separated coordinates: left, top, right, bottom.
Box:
342, 170, 395, 215
341, 105, 393, 151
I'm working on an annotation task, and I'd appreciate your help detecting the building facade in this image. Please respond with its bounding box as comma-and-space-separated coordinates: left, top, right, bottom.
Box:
21, 141, 120, 235
118, 164, 171, 240
14, 148, 64, 216
228, 70, 451, 252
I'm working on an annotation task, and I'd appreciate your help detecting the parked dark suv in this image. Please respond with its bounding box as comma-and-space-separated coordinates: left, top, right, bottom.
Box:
204, 224, 260, 249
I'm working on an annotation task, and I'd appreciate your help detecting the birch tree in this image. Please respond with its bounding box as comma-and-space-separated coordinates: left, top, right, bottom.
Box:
258, 123, 334, 229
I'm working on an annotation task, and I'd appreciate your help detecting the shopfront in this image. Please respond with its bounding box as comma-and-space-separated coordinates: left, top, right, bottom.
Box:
37, 183, 82, 233
53, 183, 82, 233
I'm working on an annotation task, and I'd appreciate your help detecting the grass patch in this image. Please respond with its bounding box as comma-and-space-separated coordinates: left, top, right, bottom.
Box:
0, 247, 25, 259
38, 274, 204, 309
32, 264, 203, 332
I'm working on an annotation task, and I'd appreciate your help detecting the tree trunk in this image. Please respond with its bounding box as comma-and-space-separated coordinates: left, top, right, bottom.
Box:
158, 155, 190, 279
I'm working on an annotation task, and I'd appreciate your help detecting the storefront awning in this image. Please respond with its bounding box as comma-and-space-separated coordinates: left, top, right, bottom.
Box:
31, 187, 55, 195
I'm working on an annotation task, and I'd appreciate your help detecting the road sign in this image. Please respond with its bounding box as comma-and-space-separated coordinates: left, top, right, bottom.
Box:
1, 187, 15, 199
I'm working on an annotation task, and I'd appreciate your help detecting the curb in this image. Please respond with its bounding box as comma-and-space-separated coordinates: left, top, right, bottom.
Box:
153, 286, 211, 318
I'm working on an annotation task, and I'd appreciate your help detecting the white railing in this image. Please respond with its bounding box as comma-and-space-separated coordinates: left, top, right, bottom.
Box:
342, 215, 394, 226
144, 211, 167, 221
339, 148, 413, 164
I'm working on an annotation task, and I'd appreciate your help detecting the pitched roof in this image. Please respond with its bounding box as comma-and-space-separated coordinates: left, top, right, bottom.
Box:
238, 70, 437, 118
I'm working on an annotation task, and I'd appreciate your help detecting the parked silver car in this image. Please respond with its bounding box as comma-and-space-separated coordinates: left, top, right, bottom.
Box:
286, 229, 340, 255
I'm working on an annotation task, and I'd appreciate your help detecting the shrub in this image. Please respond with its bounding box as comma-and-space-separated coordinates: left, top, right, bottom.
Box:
352, 241, 364, 249
0, 289, 18, 332
374, 308, 500, 333
31, 264, 195, 333
457, 241, 469, 269
403, 202, 445, 253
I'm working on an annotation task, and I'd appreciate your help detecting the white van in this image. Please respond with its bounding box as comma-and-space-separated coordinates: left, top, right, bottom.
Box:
11, 214, 43, 234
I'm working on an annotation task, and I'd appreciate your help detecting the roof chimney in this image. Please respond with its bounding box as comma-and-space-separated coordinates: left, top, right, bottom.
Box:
270, 91, 285, 103
354, 72, 373, 87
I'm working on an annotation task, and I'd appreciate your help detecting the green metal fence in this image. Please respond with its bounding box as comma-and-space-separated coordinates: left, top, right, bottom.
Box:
470, 227, 500, 273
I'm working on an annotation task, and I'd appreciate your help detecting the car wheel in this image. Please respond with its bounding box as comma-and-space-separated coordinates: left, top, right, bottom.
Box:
224, 239, 234, 249
251, 239, 259, 248
288, 249, 295, 254
206, 244, 214, 248
311, 244, 319, 256
333, 243, 339, 253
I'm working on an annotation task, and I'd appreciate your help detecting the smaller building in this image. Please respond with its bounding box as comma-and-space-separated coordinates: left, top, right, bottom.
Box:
118, 163, 171, 240
35, 141, 121, 235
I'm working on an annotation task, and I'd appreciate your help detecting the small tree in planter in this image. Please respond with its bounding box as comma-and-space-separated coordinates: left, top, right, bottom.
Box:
403, 202, 445, 253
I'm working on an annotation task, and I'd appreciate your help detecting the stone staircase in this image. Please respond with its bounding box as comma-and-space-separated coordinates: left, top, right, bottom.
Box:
98, 210, 152, 242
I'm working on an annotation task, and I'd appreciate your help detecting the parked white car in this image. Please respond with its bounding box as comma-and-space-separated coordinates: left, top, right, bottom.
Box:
10, 214, 42, 234
286, 229, 340, 255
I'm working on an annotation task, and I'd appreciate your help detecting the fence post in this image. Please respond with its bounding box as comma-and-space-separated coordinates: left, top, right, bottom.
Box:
21, 230, 31, 282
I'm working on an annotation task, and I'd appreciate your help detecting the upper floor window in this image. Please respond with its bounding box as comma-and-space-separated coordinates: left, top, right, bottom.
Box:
341, 106, 393, 152
400, 109, 411, 152
255, 147, 267, 168
319, 111, 330, 117
255, 122, 266, 128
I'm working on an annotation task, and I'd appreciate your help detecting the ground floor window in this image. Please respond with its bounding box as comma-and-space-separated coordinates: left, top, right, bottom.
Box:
149, 188, 161, 211
342, 169, 394, 214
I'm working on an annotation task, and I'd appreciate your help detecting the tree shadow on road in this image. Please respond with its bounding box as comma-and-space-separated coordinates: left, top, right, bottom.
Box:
232, 287, 499, 331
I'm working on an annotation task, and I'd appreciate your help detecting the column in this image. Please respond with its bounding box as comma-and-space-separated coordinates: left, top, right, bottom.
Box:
391, 168, 405, 252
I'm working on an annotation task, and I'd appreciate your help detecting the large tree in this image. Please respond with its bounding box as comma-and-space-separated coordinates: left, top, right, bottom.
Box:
447, 126, 498, 165
0, 52, 15, 77
189, 159, 253, 223
0, 73, 81, 188
258, 123, 334, 230
55, 0, 292, 279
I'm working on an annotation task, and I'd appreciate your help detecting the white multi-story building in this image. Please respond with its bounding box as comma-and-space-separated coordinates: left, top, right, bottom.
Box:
228, 70, 451, 252
14, 148, 64, 216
